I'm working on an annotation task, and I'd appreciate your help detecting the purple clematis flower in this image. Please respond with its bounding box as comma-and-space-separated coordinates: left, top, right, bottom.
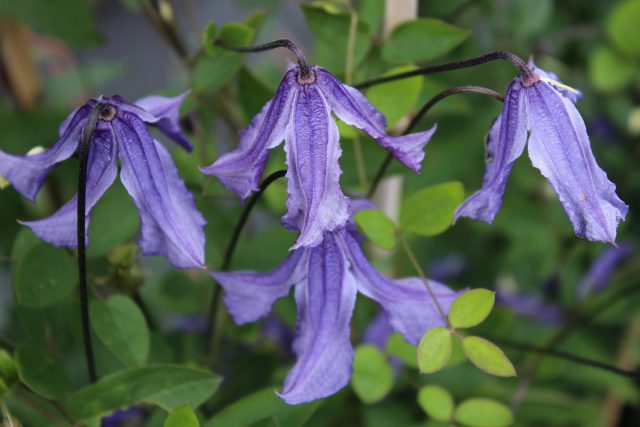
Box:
576, 243, 633, 297
211, 220, 457, 404
201, 65, 435, 249
455, 60, 628, 243
0, 93, 206, 269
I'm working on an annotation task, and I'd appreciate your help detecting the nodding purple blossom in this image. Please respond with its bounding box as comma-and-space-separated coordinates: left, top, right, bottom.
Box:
211, 210, 457, 404
201, 65, 435, 250
0, 93, 206, 269
576, 243, 633, 298
455, 60, 628, 244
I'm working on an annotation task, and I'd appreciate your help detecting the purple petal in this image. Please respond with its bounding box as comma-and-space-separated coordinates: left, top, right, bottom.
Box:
279, 234, 357, 404
343, 230, 458, 345
527, 59, 583, 103
20, 128, 118, 247
495, 291, 563, 325
576, 243, 633, 297
0, 105, 90, 201
133, 92, 193, 152
200, 71, 296, 201
455, 81, 528, 224
116, 114, 206, 269
525, 84, 628, 243
316, 67, 434, 173
363, 312, 394, 349
211, 249, 308, 325
282, 85, 350, 249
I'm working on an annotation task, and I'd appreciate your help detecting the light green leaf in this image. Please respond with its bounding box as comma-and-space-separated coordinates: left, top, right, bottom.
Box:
454, 398, 513, 427
87, 182, 139, 257
14, 243, 77, 308
400, 182, 464, 236
69, 365, 221, 420
607, 0, 640, 57
1, 0, 100, 47
201, 21, 218, 56
301, 4, 371, 69
386, 332, 418, 368
165, 405, 200, 427
417, 385, 454, 422
90, 295, 150, 367
354, 210, 397, 250
417, 327, 452, 374
192, 23, 255, 94
462, 336, 516, 377
588, 46, 636, 92
448, 289, 495, 329
204, 388, 319, 427
383, 18, 469, 64
351, 345, 394, 404
0, 349, 18, 389
15, 344, 70, 400
366, 65, 423, 128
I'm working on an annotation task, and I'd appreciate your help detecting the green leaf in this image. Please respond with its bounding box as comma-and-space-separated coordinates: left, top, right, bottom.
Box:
386, 332, 418, 368
14, 243, 77, 308
462, 336, 516, 377
204, 388, 319, 427
351, 345, 394, 404
0, 349, 18, 389
301, 4, 371, 70
201, 21, 218, 56
607, 0, 640, 57
237, 67, 273, 121
366, 65, 423, 128
588, 46, 636, 92
90, 295, 150, 367
454, 398, 513, 427
192, 23, 255, 94
87, 182, 139, 257
417, 385, 455, 422
382, 18, 470, 64
165, 405, 200, 427
15, 344, 70, 400
448, 289, 495, 329
69, 365, 221, 420
400, 182, 464, 236
417, 327, 452, 374
0, 0, 100, 47
354, 210, 397, 250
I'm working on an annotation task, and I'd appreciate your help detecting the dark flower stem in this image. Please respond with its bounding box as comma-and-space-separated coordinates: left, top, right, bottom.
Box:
367, 86, 505, 198
215, 39, 312, 81
494, 338, 640, 379
354, 50, 531, 90
77, 103, 106, 384
205, 169, 288, 363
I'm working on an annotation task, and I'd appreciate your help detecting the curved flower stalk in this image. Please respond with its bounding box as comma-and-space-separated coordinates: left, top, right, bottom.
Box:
455, 60, 628, 243
211, 213, 457, 404
0, 93, 206, 269
201, 65, 436, 249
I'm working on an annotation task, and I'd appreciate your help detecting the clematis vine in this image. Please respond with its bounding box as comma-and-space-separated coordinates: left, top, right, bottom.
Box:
0, 93, 205, 269
455, 60, 628, 243
212, 207, 458, 404
201, 43, 435, 249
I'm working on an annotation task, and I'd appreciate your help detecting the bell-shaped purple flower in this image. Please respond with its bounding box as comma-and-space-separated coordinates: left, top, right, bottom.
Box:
211, 223, 457, 404
455, 61, 628, 243
0, 93, 206, 269
201, 66, 436, 249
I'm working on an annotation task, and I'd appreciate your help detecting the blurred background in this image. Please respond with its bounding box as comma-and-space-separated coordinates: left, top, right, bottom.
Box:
0, 0, 639, 426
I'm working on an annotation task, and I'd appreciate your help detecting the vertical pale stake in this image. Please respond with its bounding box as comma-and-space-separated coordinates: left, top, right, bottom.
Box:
372, 0, 418, 264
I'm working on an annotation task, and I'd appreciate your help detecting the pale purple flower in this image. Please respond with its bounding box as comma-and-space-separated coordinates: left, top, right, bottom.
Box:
495, 291, 563, 325
455, 60, 628, 243
0, 93, 206, 269
576, 244, 633, 297
211, 222, 456, 404
201, 66, 435, 249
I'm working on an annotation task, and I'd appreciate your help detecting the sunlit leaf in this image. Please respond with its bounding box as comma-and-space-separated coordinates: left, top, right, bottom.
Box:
351, 345, 394, 404
455, 397, 513, 427
417, 384, 455, 422
607, 0, 640, 57
355, 209, 397, 250
366, 65, 423, 128
448, 289, 495, 329
417, 327, 452, 374
462, 336, 516, 377
165, 405, 200, 427
400, 182, 464, 236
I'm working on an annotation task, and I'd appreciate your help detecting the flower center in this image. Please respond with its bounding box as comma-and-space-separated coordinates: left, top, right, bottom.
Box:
521, 72, 541, 88
297, 69, 316, 85
98, 104, 117, 121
